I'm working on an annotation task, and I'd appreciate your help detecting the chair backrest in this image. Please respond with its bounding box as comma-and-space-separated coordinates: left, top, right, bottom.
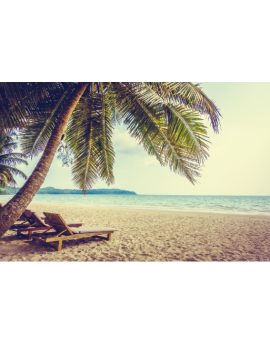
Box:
22, 210, 46, 227
31, 212, 47, 227
23, 209, 35, 225
43, 212, 73, 235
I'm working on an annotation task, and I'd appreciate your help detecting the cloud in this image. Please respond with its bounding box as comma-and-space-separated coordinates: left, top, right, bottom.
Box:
113, 130, 143, 155
112, 127, 162, 166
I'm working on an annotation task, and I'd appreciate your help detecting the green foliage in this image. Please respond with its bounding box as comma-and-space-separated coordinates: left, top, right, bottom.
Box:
0, 82, 221, 192
67, 84, 115, 193
57, 141, 74, 167
0, 131, 28, 188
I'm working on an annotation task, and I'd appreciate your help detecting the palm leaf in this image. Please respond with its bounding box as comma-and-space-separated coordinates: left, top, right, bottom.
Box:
113, 83, 206, 183
148, 82, 221, 132
0, 154, 28, 166
19, 83, 76, 156
1, 82, 221, 193
0, 82, 69, 130
98, 84, 115, 184
0, 165, 28, 180
0, 132, 28, 188
66, 88, 105, 192
125, 83, 208, 162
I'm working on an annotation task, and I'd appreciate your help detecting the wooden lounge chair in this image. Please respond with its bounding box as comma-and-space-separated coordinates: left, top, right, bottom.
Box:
14, 209, 44, 223
10, 211, 83, 240
9, 211, 53, 239
10, 210, 40, 228
12, 208, 45, 222
35, 212, 117, 251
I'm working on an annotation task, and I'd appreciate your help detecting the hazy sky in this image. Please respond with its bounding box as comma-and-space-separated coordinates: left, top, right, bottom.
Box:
14, 83, 270, 196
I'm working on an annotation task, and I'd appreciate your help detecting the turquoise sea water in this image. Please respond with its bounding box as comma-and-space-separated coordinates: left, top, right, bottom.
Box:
1, 194, 270, 216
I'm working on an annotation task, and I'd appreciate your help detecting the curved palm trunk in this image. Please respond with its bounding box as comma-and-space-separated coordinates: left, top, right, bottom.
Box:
0, 83, 88, 237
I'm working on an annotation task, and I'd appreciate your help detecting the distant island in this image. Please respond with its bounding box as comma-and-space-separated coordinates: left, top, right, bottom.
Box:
3, 186, 137, 195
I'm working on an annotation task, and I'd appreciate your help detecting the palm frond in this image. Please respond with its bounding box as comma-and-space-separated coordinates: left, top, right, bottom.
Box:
0, 132, 28, 187
1, 82, 221, 193
165, 104, 210, 163
0, 154, 28, 166
19, 83, 76, 156
98, 84, 115, 184
0, 82, 70, 130
143, 82, 221, 132
0, 165, 28, 180
124, 83, 208, 162
66, 87, 114, 193
0, 172, 9, 187
113, 83, 207, 183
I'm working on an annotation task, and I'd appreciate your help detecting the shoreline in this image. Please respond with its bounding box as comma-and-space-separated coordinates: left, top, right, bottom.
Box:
1, 200, 270, 222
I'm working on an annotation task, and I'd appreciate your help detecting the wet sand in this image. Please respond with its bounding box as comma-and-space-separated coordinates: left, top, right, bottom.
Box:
0, 201, 270, 261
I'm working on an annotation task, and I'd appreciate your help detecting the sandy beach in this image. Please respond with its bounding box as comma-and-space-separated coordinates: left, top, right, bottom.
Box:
0, 201, 270, 261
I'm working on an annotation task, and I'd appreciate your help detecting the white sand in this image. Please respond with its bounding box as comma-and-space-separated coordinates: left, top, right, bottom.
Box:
0, 201, 270, 261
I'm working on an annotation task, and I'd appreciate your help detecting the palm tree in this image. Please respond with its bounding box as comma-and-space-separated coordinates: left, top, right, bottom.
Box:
0, 131, 28, 189
0, 82, 221, 236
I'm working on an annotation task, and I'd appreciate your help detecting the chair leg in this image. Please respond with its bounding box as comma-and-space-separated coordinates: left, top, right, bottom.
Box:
28, 231, 32, 240
57, 240, 62, 251
107, 233, 112, 241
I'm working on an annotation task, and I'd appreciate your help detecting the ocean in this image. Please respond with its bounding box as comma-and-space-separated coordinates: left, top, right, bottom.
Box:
1, 194, 270, 216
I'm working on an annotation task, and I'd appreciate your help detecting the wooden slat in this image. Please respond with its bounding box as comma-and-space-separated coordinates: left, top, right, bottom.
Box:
14, 226, 53, 233
42, 231, 114, 242
43, 212, 74, 236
